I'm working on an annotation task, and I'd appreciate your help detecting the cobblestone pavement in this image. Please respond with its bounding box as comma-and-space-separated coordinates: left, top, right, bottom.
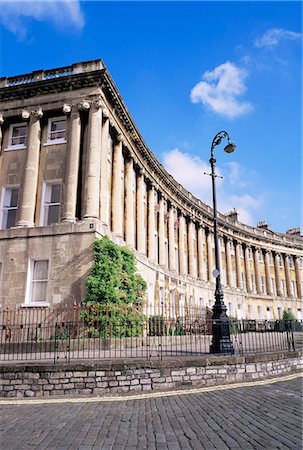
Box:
0, 375, 302, 450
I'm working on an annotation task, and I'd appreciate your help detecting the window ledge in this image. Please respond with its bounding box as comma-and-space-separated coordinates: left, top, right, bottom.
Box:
44, 140, 67, 146
5, 146, 26, 151
20, 303, 50, 308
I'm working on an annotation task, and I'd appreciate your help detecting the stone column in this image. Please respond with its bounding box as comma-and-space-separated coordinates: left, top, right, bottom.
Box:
244, 245, 252, 292
148, 184, 155, 261
0, 113, 3, 151
100, 111, 110, 225
264, 250, 272, 295
225, 238, 233, 288
17, 109, 43, 227
179, 214, 186, 275
62, 107, 81, 221
284, 255, 293, 298
168, 205, 175, 271
253, 247, 262, 294
137, 169, 146, 254
206, 229, 213, 282
111, 136, 123, 236
274, 252, 282, 296
188, 220, 195, 277
295, 256, 302, 298
197, 226, 204, 280
235, 241, 242, 289
125, 156, 134, 247
158, 195, 165, 266
83, 101, 102, 220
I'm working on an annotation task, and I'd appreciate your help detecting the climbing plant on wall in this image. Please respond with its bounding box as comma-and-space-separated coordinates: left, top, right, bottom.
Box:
83, 236, 147, 337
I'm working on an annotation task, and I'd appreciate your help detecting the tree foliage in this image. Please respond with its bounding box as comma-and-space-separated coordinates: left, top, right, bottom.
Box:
83, 237, 147, 337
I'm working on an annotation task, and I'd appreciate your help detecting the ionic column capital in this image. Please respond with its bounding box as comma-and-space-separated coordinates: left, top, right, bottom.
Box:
0, 113, 4, 125
34, 107, 43, 118
21, 110, 30, 120
28, 107, 43, 119
102, 107, 109, 118
62, 104, 72, 114
92, 97, 104, 109
76, 101, 90, 111
117, 133, 126, 146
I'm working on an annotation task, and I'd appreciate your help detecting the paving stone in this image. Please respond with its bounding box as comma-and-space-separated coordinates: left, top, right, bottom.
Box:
0, 376, 301, 450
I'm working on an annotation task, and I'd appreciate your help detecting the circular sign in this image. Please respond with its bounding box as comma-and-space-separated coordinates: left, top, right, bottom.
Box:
212, 269, 220, 278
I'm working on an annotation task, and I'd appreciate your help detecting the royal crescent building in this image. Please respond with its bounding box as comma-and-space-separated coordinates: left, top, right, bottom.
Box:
0, 59, 302, 320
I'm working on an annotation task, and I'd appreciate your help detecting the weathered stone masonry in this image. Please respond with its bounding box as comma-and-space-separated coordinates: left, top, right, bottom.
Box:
0, 352, 302, 398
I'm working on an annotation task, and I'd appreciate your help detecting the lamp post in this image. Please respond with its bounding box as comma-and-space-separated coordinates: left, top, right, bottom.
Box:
208, 131, 236, 354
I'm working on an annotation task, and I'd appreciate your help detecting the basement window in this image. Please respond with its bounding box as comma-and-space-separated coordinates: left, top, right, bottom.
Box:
26, 259, 49, 305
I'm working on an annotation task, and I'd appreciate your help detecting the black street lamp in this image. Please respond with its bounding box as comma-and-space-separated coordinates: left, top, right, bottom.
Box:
207, 131, 236, 354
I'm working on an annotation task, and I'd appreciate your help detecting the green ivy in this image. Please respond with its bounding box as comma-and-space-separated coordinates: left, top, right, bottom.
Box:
83, 236, 147, 337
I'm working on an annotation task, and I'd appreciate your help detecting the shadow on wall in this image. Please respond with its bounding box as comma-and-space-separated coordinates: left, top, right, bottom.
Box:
51, 245, 93, 306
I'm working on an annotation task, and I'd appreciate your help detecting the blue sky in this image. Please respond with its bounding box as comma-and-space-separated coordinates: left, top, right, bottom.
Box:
0, 1, 301, 233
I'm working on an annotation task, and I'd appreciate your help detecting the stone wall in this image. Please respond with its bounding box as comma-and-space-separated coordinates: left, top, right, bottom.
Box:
0, 351, 302, 398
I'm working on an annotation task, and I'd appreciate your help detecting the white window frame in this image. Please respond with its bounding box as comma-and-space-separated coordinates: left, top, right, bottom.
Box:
0, 185, 19, 230
250, 274, 255, 292
257, 305, 262, 320
46, 117, 66, 145
291, 280, 297, 297
271, 277, 276, 296
174, 246, 179, 273
24, 259, 50, 307
170, 290, 176, 319
248, 248, 253, 259
7, 123, 27, 150
260, 275, 265, 293
40, 181, 62, 226
237, 303, 242, 320
281, 279, 285, 296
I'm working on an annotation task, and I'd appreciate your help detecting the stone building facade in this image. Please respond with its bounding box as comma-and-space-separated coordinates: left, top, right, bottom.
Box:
0, 59, 302, 320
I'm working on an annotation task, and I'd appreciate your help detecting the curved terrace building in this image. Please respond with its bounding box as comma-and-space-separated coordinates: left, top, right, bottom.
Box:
0, 59, 302, 320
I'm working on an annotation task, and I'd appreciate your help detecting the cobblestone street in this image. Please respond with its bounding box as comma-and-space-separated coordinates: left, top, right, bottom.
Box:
0, 374, 302, 450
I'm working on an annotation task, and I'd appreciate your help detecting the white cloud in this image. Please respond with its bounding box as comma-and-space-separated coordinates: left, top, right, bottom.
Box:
0, 0, 85, 40
225, 161, 247, 188
190, 61, 253, 119
255, 28, 301, 49
222, 194, 261, 226
162, 148, 217, 206
162, 148, 262, 226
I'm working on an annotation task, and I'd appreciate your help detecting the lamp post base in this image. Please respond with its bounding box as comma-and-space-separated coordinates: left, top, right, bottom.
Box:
210, 286, 234, 355
210, 320, 234, 354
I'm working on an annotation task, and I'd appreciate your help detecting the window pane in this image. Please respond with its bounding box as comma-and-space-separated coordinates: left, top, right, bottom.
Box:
33, 260, 49, 281
50, 120, 65, 140
6, 209, 17, 228
10, 189, 19, 208
51, 184, 61, 203
32, 281, 47, 302
51, 120, 65, 132
47, 204, 60, 225
11, 126, 26, 145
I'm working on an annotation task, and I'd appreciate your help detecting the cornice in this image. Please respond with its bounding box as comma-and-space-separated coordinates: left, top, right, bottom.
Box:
0, 71, 106, 102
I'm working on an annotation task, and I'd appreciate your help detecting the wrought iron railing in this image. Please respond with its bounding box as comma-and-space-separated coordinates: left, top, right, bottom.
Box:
0, 305, 301, 364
